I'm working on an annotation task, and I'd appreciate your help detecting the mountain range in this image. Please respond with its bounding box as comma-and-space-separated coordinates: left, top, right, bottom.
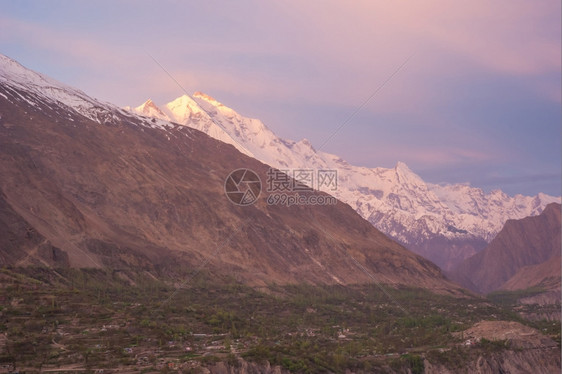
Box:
0, 54, 461, 292
452, 202, 561, 295
128, 93, 559, 271
0, 52, 558, 289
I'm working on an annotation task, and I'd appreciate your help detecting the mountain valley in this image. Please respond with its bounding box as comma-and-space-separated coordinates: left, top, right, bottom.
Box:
0, 54, 559, 373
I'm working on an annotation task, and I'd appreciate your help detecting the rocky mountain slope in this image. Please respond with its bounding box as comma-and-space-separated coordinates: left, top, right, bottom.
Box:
0, 54, 461, 292
451, 203, 561, 294
501, 255, 561, 292
129, 93, 559, 270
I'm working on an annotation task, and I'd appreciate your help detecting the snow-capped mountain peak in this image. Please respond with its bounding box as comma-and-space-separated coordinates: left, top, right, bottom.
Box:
129, 93, 253, 157
164, 94, 207, 123
191, 93, 269, 140
126, 91, 560, 271
135, 99, 170, 121
193, 91, 223, 107
394, 161, 412, 173
298, 138, 316, 151
393, 161, 427, 187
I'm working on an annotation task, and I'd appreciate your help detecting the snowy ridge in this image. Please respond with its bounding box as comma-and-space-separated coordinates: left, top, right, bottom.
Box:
0, 55, 124, 124
0, 54, 180, 132
133, 94, 253, 156
129, 93, 560, 245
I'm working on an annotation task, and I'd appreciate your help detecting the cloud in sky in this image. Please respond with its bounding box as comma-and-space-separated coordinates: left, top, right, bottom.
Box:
0, 0, 560, 196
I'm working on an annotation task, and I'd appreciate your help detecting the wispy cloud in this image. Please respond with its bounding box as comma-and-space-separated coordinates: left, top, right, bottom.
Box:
0, 16, 134, 69
0, 1, 559, 195
366, 145, 500, 168
273, 1, 561, 109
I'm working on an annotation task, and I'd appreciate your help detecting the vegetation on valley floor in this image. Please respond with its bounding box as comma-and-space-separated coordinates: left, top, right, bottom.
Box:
0, 266, 559, 372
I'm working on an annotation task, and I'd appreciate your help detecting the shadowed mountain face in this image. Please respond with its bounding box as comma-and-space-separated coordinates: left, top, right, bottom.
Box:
0, 71, 460, 293
451, 203, 561, 294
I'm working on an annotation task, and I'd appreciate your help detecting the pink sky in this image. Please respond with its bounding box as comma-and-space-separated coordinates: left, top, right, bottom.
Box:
1, 1, 560, 195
